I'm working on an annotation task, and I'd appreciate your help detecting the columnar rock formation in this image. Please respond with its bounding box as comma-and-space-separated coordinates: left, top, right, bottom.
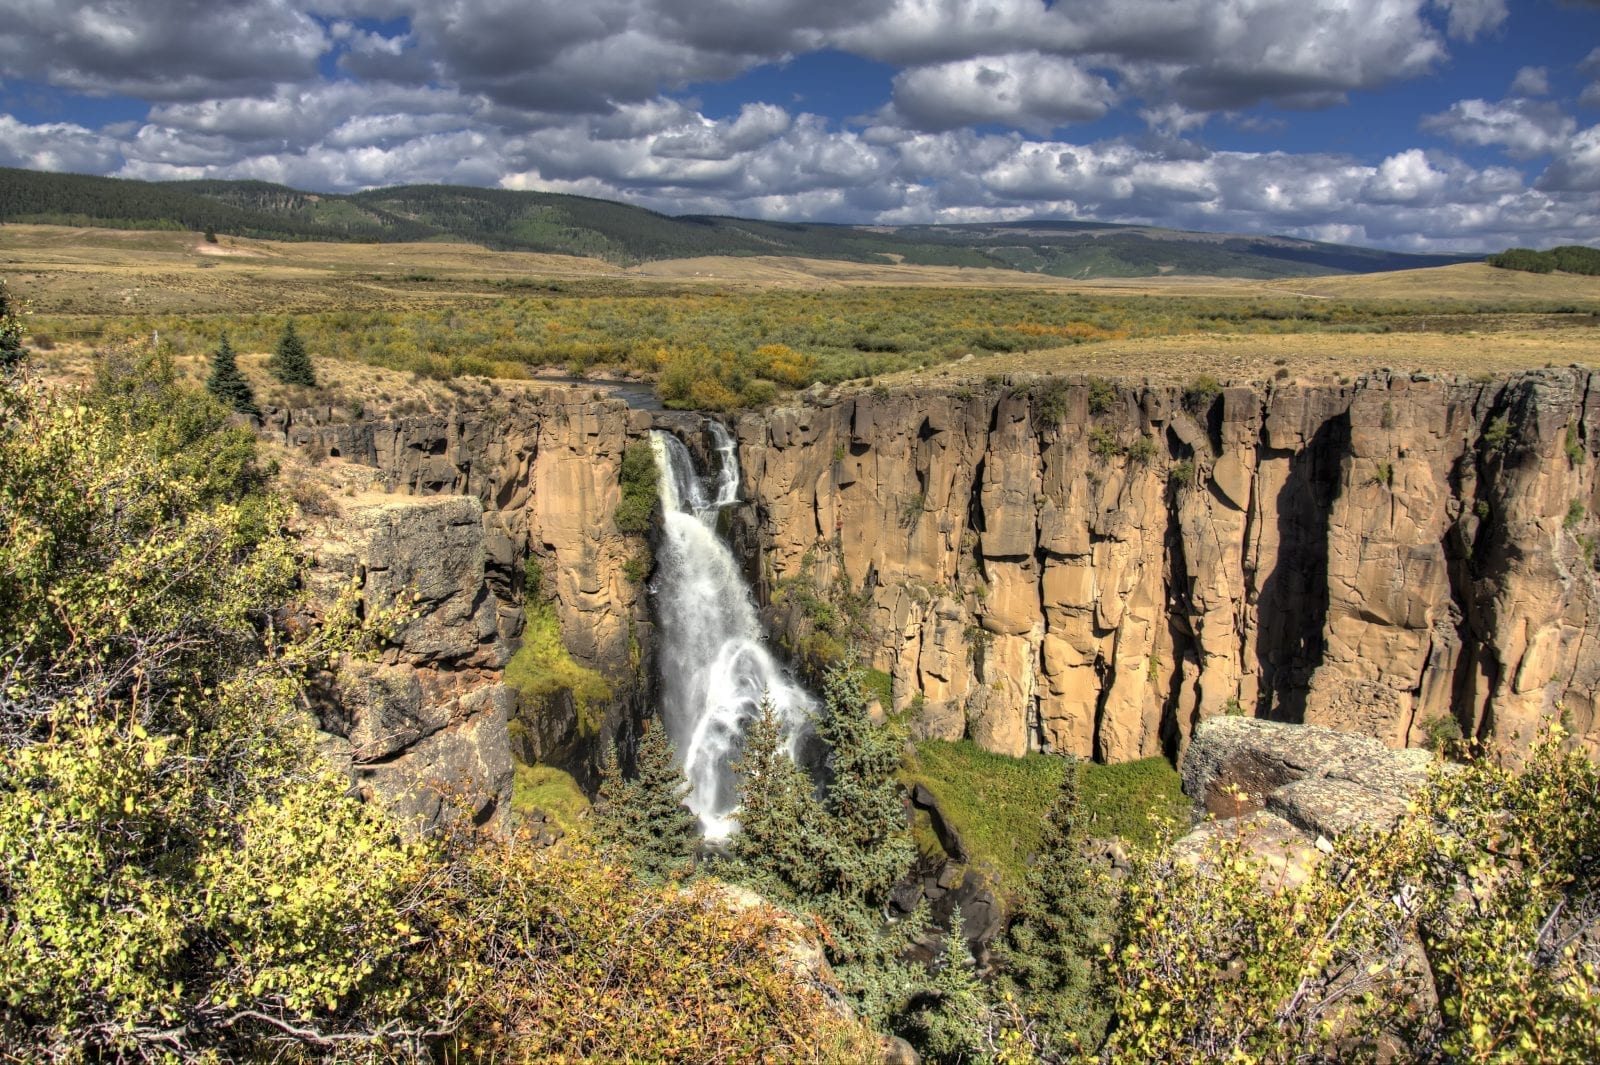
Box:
734, 369, 1600, 761
268, 368, 1600, 805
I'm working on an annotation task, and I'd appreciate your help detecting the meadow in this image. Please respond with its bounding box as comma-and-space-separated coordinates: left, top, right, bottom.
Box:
7, 224, 1600, 408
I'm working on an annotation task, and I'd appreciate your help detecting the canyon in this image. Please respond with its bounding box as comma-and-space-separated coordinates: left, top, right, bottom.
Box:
266, 366, 1600, 826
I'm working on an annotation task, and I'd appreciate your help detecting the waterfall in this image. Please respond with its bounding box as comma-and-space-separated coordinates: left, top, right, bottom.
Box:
649, 425, 814, 840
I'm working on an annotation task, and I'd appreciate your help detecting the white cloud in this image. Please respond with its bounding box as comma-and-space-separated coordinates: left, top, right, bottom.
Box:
0, 0, 328, 101
890, 53, 1115, 133
0, 114, 122, 172
1510, 66, 1550, 97
1538, 124, 1600, 191
1422, 97, 1577, 157
1429, 0, 1509, 40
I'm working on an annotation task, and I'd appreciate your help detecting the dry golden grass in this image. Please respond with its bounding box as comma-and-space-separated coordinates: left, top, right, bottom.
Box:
0, 223, 622, 316
7, 223, 1599, 387
904, 324, 1600, 387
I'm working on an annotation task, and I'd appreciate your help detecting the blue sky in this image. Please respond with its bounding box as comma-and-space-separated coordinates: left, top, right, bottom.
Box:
1, 0, 1597, 251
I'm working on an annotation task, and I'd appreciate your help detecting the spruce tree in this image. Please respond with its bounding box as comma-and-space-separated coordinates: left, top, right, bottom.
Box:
590, 720, 698, 882
205, 332, 257, 415
0, 279, 25, 372
268, 319, 316, 387
814, 664, 916, 912
630, 719, 699, 881
731, 700, 829, 899
992, 758, 1112, 1056
903, 910, 993, 1063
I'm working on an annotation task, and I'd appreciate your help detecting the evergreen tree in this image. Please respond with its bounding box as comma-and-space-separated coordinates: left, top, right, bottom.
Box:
992, 758, 1112, 1057
268, 319, 316, 387
590, 720, 698, 882
205, 332, 258, 415
0, 279, 24, 372
903, 910, 994, 1064
630, 719, 699, 881
731, 700, 830, 899
729, 670, 922, 1027
815, 664, 916, 911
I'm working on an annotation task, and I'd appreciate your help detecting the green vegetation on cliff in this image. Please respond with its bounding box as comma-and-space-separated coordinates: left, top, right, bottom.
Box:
0, 327, 877, 1061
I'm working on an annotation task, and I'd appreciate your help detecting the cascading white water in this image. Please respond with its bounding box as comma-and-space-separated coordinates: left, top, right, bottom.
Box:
650, 425, 814, 840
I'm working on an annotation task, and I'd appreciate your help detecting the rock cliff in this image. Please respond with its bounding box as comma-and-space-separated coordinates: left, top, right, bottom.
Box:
265, 387, 653, 822
733, 369, 1600, 762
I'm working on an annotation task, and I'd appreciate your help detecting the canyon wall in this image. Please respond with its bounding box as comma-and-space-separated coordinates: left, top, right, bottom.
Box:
268, 367, 1600, 802
734, 369, 1600, 761
264, 387, 654, 799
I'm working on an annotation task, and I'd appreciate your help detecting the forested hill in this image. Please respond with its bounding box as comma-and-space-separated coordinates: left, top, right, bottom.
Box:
0, 166, 1474, 279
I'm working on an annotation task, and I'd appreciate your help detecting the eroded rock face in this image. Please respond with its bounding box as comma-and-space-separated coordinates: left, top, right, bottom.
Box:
735, 369, 1600, 762
1172, 716, 1443, 888
307, 494, 516, 834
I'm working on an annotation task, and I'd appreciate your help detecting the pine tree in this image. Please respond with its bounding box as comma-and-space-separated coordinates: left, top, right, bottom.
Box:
590, 739, 639, 850
590, 720, 698, 882
0, 279, 25, 372
815, 664, 916, 911
268, 319, 316, 387
731, 699, 829, 899
205, 332, 258, 415
630, 719, 699, 881
992, 759, 1112, 1057
903, 909, 993, 1064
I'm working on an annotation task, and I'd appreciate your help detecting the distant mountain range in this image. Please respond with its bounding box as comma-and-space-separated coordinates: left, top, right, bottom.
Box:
0, 166, 1476, 280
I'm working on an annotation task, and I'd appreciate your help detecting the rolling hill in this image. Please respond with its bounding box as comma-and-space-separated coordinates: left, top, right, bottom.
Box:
0, 166, 1475, 280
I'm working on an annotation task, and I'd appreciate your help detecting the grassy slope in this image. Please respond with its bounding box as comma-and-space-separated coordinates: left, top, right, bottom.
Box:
903, 740, 1192, 893
2, 167, 1474, 278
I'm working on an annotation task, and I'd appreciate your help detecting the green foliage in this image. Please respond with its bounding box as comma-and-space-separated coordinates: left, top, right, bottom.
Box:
1487, 244, 1600, 275
1169, 459, 1196, 487
1184, 373, 1222, 411
1099, 724, 1600, 1063
1567, 497, 1587, 529
1088, 426, 1122, 459
1087, 375, 1116, 415
1033, 377, 1072, 426
205, 330, 258, 415
730, 672, 922, 1027
0, 278, 25, 371
511, 761, 589, 834
615, 439, 659, 534
1566, 421, 1585, 465
1419, 713, 1464, 754
993, 762, 1114, 1058
504, 604, 612, 735
1127, 435, 1158, 464
591, 721, 699, 882
1370, 460, 1395, 488
902, 910, 999, 1064
268, 318, 316, 387
1482, 414, 1512, 453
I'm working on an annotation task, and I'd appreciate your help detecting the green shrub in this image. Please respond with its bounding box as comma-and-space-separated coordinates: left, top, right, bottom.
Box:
1087, 375, 1116, 414
614, 440, 659, 534
1127, 435, 1158, 464
1567, 497, 1587, 529
1183, 373, 1222, 411
1169, 459, 1196, 487
1089, 426, 1122, 459
505, 605, 612, 735
1483, 414, 1512, 453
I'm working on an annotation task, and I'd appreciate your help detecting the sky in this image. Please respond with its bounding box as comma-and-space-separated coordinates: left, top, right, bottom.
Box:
1, 1, 1597, 252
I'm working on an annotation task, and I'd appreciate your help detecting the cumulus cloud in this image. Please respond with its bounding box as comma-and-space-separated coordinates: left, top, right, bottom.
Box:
1422, 97, 1578, 157
889, 53, 1115, 133
0, 0, 1594, 251
0, 0, 327, 101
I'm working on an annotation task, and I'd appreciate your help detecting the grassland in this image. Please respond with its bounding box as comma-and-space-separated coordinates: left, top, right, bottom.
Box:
6, 223, 1599, 405
903, 740, 1191, 893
